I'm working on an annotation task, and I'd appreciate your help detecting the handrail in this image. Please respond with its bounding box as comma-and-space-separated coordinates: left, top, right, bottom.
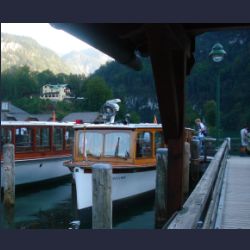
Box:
166, 139, 230, 229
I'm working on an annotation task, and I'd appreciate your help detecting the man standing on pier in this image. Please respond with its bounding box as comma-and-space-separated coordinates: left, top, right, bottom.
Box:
240, 125, 249, 156
195, 118, 207, 154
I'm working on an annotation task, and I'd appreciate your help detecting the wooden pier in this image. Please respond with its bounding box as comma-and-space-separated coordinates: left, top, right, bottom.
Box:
164, 139, 250, 229
215, 156, 250, 229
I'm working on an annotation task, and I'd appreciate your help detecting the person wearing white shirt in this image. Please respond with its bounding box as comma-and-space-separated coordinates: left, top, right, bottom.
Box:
240, 125, 249, 156
195, 118, 207, 154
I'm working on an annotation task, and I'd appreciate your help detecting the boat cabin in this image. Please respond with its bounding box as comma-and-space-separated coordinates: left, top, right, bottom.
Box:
66, 123, 194, 170
1, 121, 74, 160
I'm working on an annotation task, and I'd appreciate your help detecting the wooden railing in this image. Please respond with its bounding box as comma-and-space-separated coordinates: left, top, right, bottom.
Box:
165, 138, 230, 229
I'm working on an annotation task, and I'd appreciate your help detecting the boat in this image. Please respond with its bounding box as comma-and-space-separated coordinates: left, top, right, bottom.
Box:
1, 121, 74, 187
64, 99, 194, 210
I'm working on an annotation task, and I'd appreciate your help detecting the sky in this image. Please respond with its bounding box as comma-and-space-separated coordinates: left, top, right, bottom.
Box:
1, 23, 108, 57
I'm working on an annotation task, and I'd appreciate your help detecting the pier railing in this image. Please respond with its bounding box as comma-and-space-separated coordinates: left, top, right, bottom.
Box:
165, 138, 230, 229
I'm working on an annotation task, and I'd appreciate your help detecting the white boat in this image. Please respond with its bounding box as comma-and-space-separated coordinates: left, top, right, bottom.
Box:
1, 121, 74, 187
64, 122, 194, 210
64, 100, 194, 210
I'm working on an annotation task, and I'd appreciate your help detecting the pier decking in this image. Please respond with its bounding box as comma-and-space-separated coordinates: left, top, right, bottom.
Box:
215, 156, 250, 229
166, 139, 250, 229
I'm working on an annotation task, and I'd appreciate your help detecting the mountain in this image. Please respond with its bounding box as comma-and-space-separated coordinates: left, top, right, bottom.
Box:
1, 33, 72, 74
62, 49, 112, 76
1, 33, 111, 75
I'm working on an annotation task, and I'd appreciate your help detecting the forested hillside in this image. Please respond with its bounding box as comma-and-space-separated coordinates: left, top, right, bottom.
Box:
2, 29, 250, 132
94, 58, 159, 122
187, 29, 250, 131
93, 29, 250, 131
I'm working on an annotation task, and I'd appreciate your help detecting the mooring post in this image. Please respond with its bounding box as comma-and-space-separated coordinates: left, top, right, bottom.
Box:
2, 144, 15, 228
92, 163, 112, 229
226, 137, 231, 151
203, 138, 208, 162
183, 142, 190, 199
3, 144, 15, 207
204, 137, 217, 162
155, 148, 168, 229
190, 139, 200, 184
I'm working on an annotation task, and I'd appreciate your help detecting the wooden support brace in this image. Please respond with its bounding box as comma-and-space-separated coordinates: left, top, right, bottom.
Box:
146, 24, 189, 219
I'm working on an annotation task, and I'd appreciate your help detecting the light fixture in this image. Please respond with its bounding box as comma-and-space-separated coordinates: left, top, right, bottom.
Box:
209, 43, 226, 63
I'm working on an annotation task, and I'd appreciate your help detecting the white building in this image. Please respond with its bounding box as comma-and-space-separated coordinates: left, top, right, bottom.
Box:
40, 84, 71, 101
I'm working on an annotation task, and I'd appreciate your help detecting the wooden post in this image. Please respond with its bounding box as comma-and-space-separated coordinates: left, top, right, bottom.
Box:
204, 137, 217, 162
183, 142, 190, 199
226, 137, 231, 151
146, 24, 193, 219
155, 148, 168, 228
0, 162, 2, 227
3, 144, 15, 207
203, 139, 208, 162
190, 139, 200, 184
2, 144, 15, 228
92, 163, 112, 229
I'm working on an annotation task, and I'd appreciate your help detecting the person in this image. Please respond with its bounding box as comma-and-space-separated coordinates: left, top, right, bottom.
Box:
247, 129, 250, 155
240, 125, 249, 156
123, 113, 130, 125
195, 118, 207, 137
195, 118, 207, 154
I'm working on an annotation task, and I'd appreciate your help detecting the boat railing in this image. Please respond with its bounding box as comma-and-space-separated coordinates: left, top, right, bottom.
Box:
165, 138, 230, 229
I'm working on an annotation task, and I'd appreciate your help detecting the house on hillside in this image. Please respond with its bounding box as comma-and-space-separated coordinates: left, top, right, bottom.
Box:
40, 83, 71, 101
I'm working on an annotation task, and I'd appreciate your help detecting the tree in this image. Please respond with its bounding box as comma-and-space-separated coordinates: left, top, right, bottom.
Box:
203, 100, 216, 127
35, 69, 57, 87
2, 65, 39, 100
83, 76, 113, 111
13, 97, 51, 114
185, 101, 200, 128
67, 73, 86, 97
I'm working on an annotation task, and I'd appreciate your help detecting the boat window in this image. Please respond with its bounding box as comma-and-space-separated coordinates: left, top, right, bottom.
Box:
53, 127, 63, 151
36, 127, 50, 151
155, 131, 165, 153
104, 132, 131, 158
1, 128, 12, 144
78, 131, 103, 158
15, 127, 33, 152
136, 131, 152, 158
65, 127, 74, 150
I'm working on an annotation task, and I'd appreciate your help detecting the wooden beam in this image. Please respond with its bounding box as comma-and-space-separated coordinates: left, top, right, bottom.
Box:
146, 24, 188, 219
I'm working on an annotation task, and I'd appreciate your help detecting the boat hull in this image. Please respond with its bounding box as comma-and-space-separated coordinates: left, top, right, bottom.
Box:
1, 156, 71, 187
73, 166, 156, 210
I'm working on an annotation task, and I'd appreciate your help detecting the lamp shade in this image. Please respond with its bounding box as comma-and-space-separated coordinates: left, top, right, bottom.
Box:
209, 43, 226, 63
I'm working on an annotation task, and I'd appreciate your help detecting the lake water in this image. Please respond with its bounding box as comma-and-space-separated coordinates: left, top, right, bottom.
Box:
1, 136, 241, 229
1, 178, 155, 229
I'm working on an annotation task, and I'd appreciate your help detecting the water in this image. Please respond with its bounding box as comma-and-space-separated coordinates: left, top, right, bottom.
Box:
1, 134, 241, 229
1, 178, 155, 229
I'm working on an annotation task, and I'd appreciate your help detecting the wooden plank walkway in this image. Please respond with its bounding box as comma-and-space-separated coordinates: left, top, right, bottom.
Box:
215, 156, 250, 229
